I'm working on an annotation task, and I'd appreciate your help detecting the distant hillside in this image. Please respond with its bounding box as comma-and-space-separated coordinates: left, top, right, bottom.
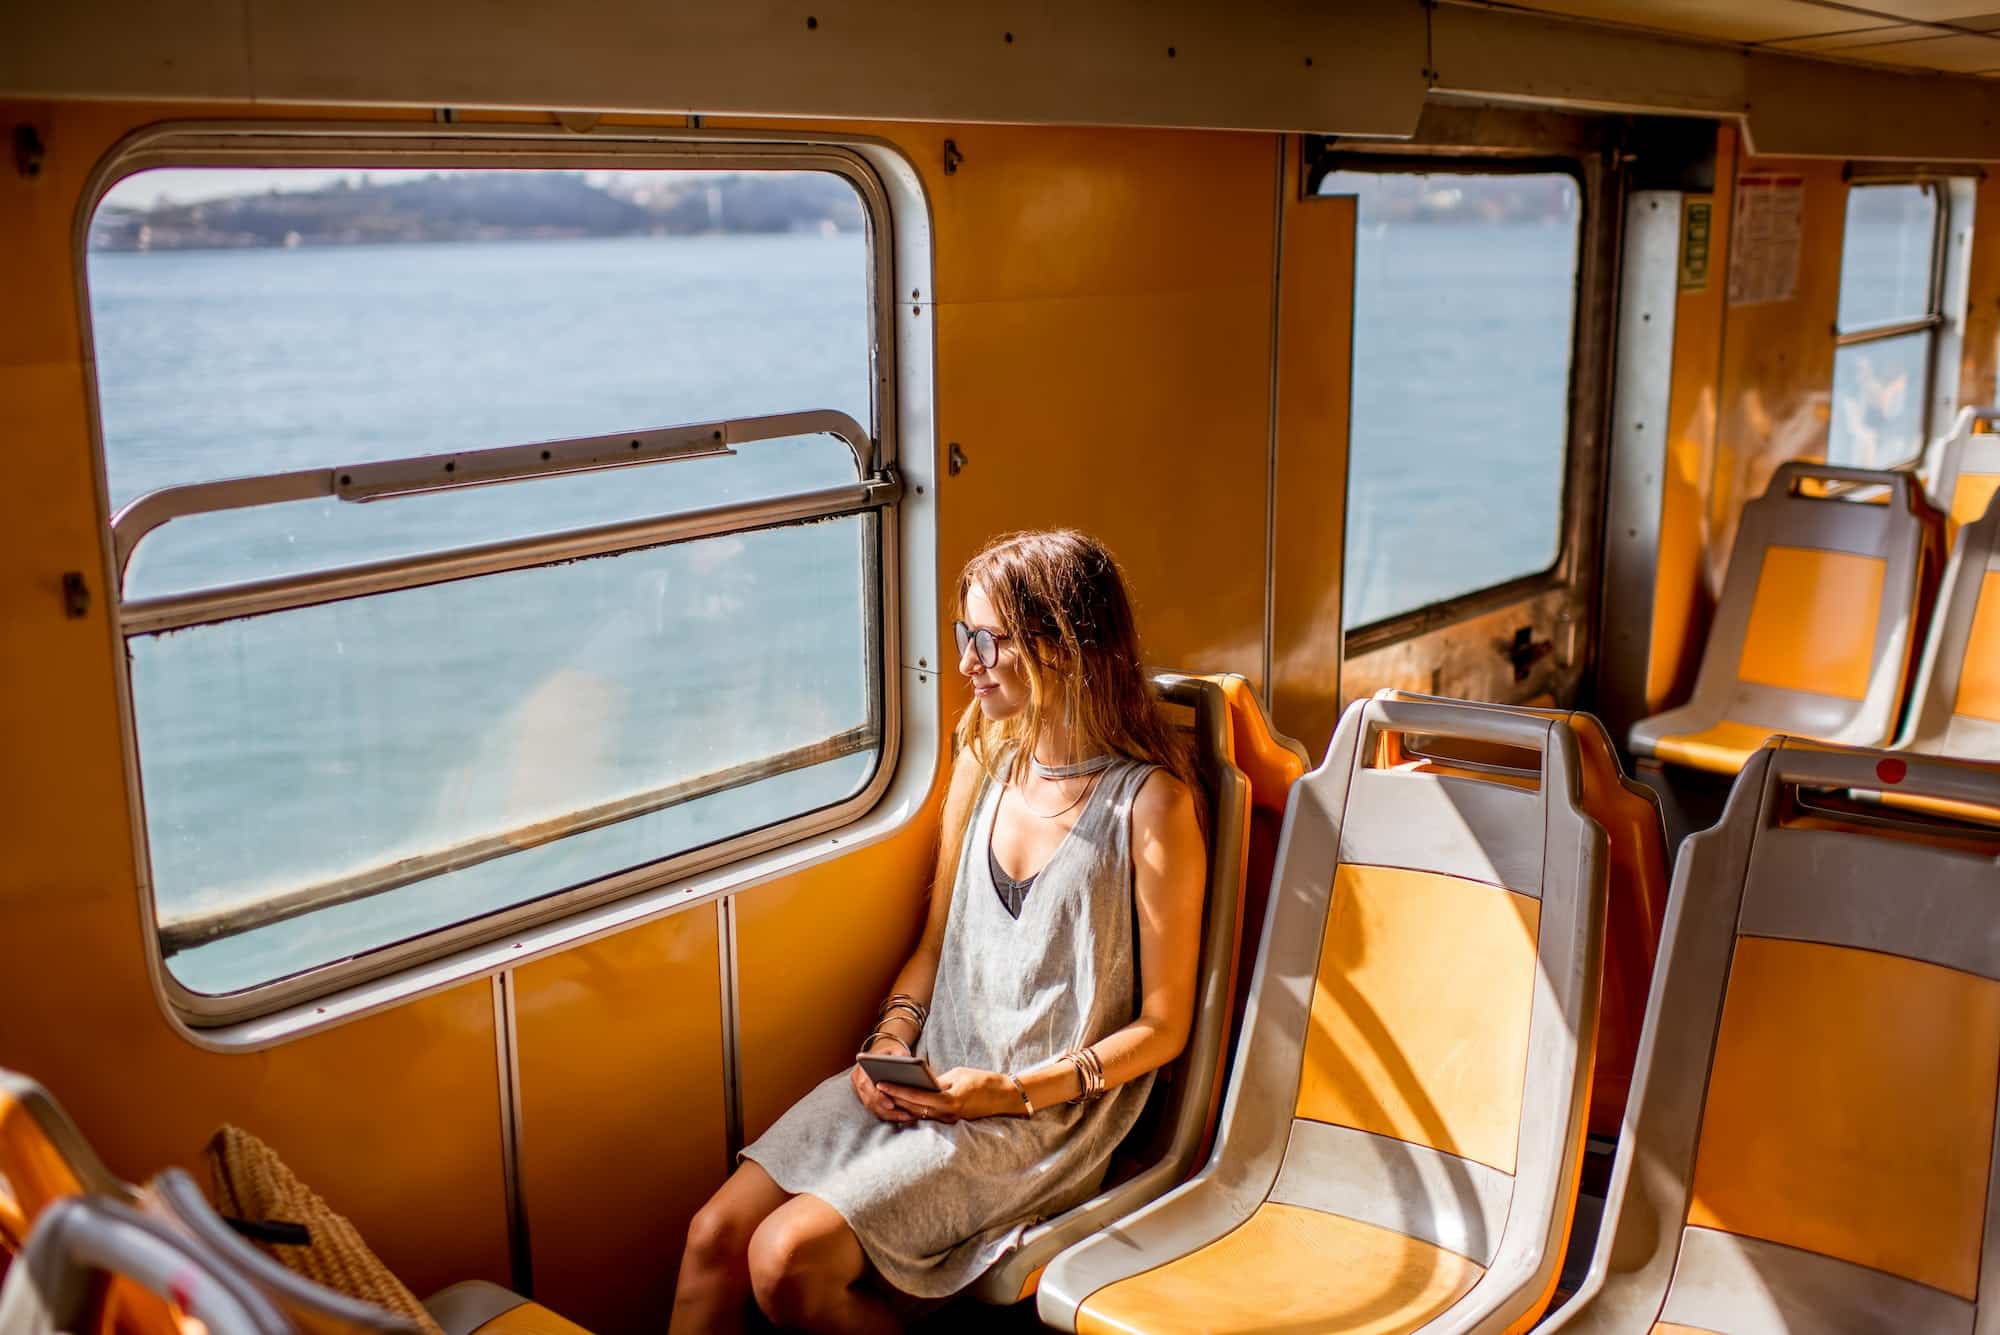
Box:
89, 171, 865, 252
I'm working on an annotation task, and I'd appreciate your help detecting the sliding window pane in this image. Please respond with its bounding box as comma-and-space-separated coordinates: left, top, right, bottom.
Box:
1829, 333, 1929, 468
1837, 184, 1937, 332
135, 516, 876, 996
1322, 170, 1581, 629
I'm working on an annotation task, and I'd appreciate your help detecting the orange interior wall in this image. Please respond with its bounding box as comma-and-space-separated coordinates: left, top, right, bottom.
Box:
0, 97, 1292, 1330
1646, 126, 1735, 712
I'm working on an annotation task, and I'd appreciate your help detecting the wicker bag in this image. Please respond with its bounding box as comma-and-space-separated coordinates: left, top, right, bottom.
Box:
205, 1126, 444, 1335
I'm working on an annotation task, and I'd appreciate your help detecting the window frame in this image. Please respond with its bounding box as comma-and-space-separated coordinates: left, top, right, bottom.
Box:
1829, 174, 1953, 466
1304, 150, 1594, 653
76, 122, 937, 1037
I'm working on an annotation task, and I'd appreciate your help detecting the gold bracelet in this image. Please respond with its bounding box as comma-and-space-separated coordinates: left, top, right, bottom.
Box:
862, 1030, 911, 1055
1006, 1073, 1034, 1117
879, 993, 930, 1027
1064, 1046, 1106, 1102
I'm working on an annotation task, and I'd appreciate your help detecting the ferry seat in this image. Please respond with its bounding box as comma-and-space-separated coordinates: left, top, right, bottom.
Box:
1896, 488, 2000, 780
969, 672, 1264, 1304
1544, 739, 2000, 1335
1630, 462, 1943, 776
0, 1069, 193, 1335
1, 1069, 126, 1261
1037, 693, 1608, 1335
144, 1167, 426, 1335
1921, 403, 2000, 549
0, 1195, 289, 1335
1372, 692, 1669, 1141
1213, 675, 1311, 1083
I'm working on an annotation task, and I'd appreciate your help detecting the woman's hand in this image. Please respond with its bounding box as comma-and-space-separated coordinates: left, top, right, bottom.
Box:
878, 1068, 1021, 1124
850, 1058, 918, 1124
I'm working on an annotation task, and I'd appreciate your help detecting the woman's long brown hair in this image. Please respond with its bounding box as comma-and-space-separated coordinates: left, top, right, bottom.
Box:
940, 530, 1202, 882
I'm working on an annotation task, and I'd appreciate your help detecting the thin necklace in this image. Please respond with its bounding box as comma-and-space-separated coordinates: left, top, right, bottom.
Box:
1014, 768, 1104, 820
1030, 753, 1117, 781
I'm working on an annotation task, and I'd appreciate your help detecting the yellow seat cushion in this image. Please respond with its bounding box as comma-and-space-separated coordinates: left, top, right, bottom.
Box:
1954, 571, 2000, 723
1076, 1203, 1483, 1335
1649, 721, 1781, 775
1736, 547, 1885, 700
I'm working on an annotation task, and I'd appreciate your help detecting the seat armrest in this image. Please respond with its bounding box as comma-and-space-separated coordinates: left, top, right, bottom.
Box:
423, 1281, 530, 1335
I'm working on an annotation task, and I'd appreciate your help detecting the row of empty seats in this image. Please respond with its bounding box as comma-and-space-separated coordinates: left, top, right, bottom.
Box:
1040, 701, 2000, 1333
1632, 461, 2000, 776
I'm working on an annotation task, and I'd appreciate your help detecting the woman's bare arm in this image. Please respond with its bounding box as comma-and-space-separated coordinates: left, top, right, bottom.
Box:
1019, 769, 1206, 1107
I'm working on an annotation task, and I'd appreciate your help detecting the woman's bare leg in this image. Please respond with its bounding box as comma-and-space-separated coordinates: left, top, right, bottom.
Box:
746, 1194, 900, 1335
670, 1161, 793, 1335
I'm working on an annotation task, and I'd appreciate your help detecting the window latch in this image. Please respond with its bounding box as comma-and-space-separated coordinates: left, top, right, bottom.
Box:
1503, 625, 1553, 683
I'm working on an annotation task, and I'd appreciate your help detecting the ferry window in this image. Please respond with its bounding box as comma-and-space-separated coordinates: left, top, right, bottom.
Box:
1318, 168, 1582, 630
1830, 182, 1942, 467
86, 164, 890, 1003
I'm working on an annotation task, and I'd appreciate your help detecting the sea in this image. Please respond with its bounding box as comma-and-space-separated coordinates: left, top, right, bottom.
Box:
90, 214, 1734, 995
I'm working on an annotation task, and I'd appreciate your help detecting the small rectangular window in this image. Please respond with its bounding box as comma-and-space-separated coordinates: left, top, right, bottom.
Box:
87, 161, 894, 1005
1318, 167, 1582, 630
1830, 182, 1943, 467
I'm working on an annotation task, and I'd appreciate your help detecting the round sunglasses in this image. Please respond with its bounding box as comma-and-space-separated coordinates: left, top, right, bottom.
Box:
953, 619, 1012, 668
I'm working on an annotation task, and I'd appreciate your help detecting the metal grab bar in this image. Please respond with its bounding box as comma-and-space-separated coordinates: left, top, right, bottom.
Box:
157, 721, 879, 956
111, 408, 872, 581
120, 474, 898, 635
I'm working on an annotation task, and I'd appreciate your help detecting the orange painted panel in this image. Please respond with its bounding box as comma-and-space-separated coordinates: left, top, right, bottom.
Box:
1736, 546, 1885, 699
1650, 125, 1737, 712
933, 286, 1272, 683
1953, 571, 2000, 722
1688, 937, 2000, 1300
1271, 165, 1356, 762
1296, 865, 1541, 1174
513, 906, 726, 1333
1706, 159, 1847, 574
1075, 1202, 1482, 1335
733, 810, 940, 1142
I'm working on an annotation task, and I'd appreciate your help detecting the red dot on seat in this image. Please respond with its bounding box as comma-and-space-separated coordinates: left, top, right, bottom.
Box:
1876, 758, 1907, 785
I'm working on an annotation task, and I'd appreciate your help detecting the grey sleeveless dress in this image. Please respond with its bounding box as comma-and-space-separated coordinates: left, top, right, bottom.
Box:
740, 754, 1160, 1299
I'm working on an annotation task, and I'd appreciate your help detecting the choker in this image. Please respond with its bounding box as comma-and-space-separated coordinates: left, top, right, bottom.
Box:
1031, 753, 1117, 781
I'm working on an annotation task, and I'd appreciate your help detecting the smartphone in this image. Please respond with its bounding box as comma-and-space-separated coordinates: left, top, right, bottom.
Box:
855, 1050, 943, 1092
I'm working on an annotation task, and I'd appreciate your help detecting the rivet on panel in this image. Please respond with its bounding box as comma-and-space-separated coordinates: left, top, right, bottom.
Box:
1004, 31, 1014, 43
806, 14, 818, 29
14, 124, 44, 179
61, 572, 89, 620
1167, 45, 1177, 58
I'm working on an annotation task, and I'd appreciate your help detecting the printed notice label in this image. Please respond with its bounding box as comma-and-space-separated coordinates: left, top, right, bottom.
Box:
1727, 174, 1804, 307
1680, 199, 1712, 292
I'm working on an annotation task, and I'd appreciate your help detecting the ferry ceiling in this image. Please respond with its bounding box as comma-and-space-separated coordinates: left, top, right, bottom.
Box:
8, 0, 2000, 161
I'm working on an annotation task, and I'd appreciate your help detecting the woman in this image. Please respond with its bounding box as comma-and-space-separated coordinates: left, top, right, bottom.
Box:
669, 530, 1208, 1333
